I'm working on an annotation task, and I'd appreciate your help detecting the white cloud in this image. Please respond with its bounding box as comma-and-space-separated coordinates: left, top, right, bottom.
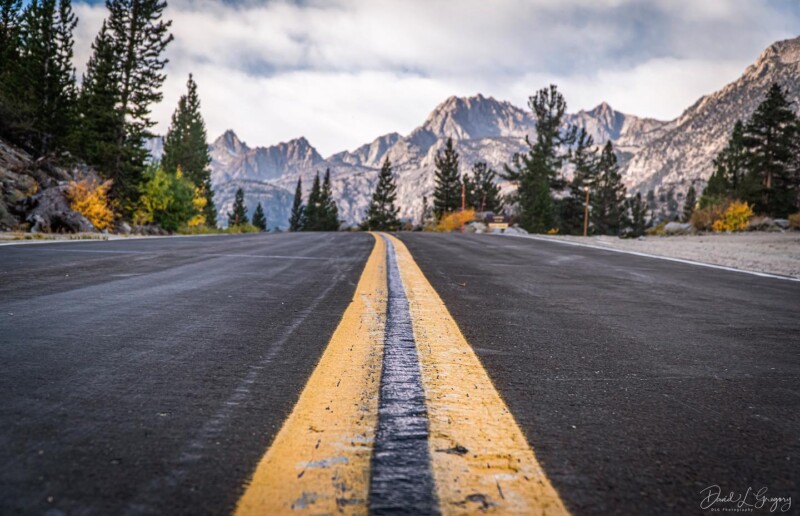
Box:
72, 0, 799, 155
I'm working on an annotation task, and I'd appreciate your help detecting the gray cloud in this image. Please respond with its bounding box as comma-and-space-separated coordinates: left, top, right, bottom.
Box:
73, 0, 799, 155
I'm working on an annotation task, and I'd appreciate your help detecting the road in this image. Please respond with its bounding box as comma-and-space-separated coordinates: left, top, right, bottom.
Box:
399, 233, 800, 514
0, 233, 374, 514
1, 232, 798, 514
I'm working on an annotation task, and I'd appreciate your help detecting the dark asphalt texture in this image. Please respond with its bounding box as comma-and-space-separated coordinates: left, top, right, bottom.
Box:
369, 237, 437, 515
0, 233, 374, 515
398, 233, 800, 515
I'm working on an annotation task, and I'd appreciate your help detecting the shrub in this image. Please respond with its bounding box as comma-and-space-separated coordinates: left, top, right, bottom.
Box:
66, 178, 114, 230
712, 201, 753, 232
135, 167, 197, 232
434, 209, 475, 232
547, 227, 559, 235
788, 212, 800, 230
646, 221, 668, 236
690, 201, 728, 232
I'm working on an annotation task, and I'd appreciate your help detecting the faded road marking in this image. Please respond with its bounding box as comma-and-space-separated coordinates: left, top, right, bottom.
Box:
387, 234, 569, 515
234, 234, 386, 515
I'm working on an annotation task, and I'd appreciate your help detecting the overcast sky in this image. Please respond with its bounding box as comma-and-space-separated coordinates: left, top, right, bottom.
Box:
72, 0, 799, 156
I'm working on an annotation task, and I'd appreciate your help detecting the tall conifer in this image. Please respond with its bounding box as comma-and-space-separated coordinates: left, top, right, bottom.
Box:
362, 158, 400, 231
433, 137, 461, 216
288, 178, 304, 231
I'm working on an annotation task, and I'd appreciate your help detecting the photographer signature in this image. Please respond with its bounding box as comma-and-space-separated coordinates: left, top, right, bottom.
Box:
700, 485, 792, 513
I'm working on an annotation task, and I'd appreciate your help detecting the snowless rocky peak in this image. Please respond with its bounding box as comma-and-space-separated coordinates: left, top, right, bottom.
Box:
421, 94, 534, 140
625, 35, 800, 196
330, 132, 401, 168
214, 129, 248, 156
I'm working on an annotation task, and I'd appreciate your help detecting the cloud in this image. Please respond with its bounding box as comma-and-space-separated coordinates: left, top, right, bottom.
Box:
72, 0, 800, 155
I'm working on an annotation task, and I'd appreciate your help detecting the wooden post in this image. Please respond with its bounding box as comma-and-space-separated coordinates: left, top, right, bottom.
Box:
583, 187, 590, 237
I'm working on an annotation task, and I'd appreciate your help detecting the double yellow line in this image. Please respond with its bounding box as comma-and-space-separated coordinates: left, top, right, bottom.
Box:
235, 234, 568, 515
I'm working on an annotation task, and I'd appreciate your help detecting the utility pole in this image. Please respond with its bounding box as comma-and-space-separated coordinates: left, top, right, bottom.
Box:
461, 182, 466, 233
583, 186, 590, 237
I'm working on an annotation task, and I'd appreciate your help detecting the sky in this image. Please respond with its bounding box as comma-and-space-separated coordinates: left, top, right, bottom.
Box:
71, 0, 800, 156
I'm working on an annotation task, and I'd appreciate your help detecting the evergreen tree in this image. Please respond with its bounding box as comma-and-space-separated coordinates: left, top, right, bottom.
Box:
665, 188, 679, 221
465, 161, 501, 212
304, 172, 322, 231
625, 192, 648, 237
420, 195, 429, 226
433, 137, 461, 216
252, 202, 266, 231
288, 177, 305, 231
560, 128, 596, 234
75, 20, 123, 180
683, 184, 697, 222
742, 82, 798, 216
362, 158, 400, 231
503, 84, 574, 233
590, 141, 627, 235
0, 1, 21, 69
78, 0, 173, 214
703, 120, 749, 206
319, 168, 339, 230
7, 0, 77, 153
161, 74, 216, 226
0, 1, 25, 140
227, 187, 248, 226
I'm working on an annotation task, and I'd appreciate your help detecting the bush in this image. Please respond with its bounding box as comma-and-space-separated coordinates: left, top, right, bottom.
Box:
66, 178, 114, 230
646, 221, 668, 236
135, 167, 197, 232
434, 209, 475, 232
788, 212, 800, 230
712, 201, 753, 232
690, 201, 728, 232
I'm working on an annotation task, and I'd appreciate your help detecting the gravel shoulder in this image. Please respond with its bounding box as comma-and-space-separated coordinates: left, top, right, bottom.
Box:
535, 231, 800, 279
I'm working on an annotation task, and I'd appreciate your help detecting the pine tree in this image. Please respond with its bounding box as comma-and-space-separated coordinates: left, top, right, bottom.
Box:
288, 177, 304, 231
252, 202, 266, 231
590, 141, 627, 235
560, 128, 596, 234
0, 1, 24, 140
11, 0, 77, 153
161, 74, 216, 226
319, 168, 339, 230
227, 187, 248, 227
742, 82, 798, 216
683, 184, 697, 222
703, 120, 749, 207
80, 0, 173, 214
433, 137, 461, 217
362, 158, 400, 231
625, 192, 648, 237
304, 172, 322, 231
503, 84, 574, 233
465, 161, 501, 212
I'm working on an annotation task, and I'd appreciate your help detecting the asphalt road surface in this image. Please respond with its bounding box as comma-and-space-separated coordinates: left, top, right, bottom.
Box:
0, 233, 374, 515
1, 232, 798, 514
398, 233, 799, 515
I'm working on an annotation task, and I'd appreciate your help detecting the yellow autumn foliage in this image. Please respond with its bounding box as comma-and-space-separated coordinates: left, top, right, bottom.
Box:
66, 178, 114, 230
434, 209, 476, 232
188, 186, 207, 227
712, 200, 753, 232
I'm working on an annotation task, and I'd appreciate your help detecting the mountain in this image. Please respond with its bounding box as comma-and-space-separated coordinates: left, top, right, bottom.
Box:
192, 36, 800, 229
206, 95, 665, 228
624, 36, 800, 196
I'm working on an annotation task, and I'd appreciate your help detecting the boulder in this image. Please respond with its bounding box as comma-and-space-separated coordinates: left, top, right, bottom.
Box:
747, 216, 781, 232
663, 222, 693, 236
19, 185, 95, 233
773, 218, 789, 230
504, 225, 529, 236
466, 221, 487, 234
116, 221, 132, 235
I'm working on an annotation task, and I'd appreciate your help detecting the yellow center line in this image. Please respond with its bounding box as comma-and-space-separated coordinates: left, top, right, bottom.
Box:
386, 233, 569, 515
235, 234, 386, 515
